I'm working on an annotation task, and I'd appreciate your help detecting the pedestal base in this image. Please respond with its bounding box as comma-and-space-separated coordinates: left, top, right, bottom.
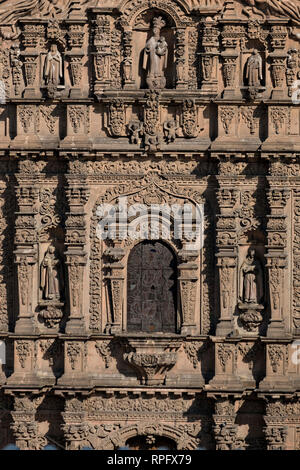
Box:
207, 374, 244, 391
259, 375, 294, 392
15, 317, 36, 335
267, 320, 285, 338
65, 318, 86, 335
216, 320, 233, 337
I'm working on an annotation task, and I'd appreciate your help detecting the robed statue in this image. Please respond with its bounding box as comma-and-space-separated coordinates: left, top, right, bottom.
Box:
239, 249, 264, 305
143, 16, 168, 90
40, 245, 63, 301
44, 43, 63, 86
246, 49, 263, 87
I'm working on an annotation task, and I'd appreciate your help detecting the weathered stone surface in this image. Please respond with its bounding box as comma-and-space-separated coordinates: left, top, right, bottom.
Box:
1, 0, 300, 450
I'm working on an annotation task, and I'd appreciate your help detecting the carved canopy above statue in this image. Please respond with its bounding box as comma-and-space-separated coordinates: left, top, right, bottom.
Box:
1, 0, 300, 25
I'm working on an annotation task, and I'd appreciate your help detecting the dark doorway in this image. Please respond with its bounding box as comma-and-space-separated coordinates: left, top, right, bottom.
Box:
127, 241, 177, 333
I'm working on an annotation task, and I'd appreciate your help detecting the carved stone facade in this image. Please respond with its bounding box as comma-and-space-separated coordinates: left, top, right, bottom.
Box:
1, 0, 300, 450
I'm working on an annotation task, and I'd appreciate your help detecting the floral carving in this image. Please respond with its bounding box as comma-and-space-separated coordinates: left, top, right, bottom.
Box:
220, 106, 235, 134
67, 342, 81, 370
16, 341, 31, 368
18, 105, 36, 133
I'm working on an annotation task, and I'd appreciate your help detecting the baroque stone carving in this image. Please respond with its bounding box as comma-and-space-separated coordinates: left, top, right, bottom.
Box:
43, 43, 63, 95
40, 246, 63, 301
143, 16, 168, 90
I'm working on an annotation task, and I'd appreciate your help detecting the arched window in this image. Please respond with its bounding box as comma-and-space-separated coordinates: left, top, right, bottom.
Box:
127, 241, 177, 333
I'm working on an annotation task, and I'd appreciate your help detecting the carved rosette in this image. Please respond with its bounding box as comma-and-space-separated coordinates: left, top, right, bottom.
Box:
199, 19, 219, 94
62, 397, 88, 450
286, 48, 298, 97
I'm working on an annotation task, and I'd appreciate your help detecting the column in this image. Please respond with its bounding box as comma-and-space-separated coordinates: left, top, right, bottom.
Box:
64, 165, 89, 334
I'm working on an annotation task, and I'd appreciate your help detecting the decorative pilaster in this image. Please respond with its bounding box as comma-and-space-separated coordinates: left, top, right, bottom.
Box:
62, 397, 88, 450
220, 19, 241, 99
121, 25, 135, 89
269, 22, 288, 99
264, 399, 288, 450
66, 19, 85, 97
266, 178, 289, 337
212, 398, 239, 450
64, 168, 89, 334
104, 246, 125, 334
175, 28, 187, 89
178, 249, 199, 335
199, 19, 219, 96
215, 182, 239, 336
10, 395, 46, 450
92, 10, 113, 95
14, 178, 39, 334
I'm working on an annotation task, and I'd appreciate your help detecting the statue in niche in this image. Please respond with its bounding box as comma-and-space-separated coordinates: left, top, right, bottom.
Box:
44, 43, 63, 86
40, 245, 63, 301
143, 16, 168, 90
239, 249, 264, 305
246, 49, 263, 87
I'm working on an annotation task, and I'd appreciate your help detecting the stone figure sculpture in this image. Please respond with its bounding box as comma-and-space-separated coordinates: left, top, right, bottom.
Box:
239, 249, 264, 305
143, 16, 168, 90
44, 43, 63, 86
246, 49, 263, 87
40, 245, 63, 301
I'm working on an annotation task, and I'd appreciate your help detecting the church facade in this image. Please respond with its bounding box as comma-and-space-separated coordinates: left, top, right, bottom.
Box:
0, 0, 300, 450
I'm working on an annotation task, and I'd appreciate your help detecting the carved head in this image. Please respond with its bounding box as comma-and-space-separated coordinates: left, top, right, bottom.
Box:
48, 245, 55, 255
50, 43, 58, 54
